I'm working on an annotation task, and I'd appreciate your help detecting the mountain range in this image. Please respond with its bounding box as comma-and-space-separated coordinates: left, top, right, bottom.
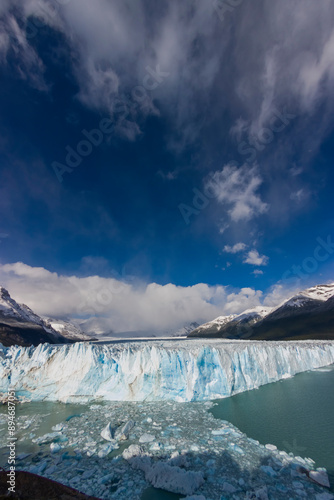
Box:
188, 283, 334, 341
1, 282, 334, 346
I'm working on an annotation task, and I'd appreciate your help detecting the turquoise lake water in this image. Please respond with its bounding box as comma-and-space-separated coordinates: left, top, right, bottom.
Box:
210, 364, 334, 492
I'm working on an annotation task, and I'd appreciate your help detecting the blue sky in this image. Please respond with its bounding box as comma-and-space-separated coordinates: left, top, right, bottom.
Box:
0, 0, 334, 332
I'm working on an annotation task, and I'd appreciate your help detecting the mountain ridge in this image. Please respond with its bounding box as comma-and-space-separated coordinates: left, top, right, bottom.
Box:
0, 287, 90, 346
188, 282, 334, 341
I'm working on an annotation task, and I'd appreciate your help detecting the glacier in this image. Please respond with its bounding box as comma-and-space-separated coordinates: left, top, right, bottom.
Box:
1, 339, 334, 403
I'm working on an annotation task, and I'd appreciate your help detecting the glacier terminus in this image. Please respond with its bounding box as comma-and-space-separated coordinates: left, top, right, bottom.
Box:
1, 339, 334, 403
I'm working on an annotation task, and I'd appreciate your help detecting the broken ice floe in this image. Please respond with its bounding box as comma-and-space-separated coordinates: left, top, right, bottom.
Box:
0, 400, 333, 499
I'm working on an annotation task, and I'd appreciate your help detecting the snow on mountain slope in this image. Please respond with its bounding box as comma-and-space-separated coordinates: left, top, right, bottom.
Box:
233, 305, 273, 321
0, 287, 60, 338
1, 339, 334, 403
0, 287, 49, 328
189, 282, 334, 339
302, 282, 334, 301
274, 283, 334, 311
46, 318, 92, 341
193, 314, 236, 333
0, 287, 91, 344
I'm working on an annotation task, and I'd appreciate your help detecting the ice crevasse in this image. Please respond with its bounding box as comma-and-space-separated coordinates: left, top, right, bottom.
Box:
1, 339, 334, 403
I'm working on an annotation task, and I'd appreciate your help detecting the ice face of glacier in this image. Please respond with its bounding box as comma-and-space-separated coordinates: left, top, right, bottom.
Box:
0, 339, 334, 403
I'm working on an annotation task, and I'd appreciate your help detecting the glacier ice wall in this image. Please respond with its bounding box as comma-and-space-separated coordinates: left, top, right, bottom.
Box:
0, 339, 334, 403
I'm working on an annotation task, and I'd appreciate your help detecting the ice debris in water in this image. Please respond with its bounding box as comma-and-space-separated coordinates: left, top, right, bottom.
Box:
139, 433, 155, 443
1, 400, 333, 500
309, 470, 331, 488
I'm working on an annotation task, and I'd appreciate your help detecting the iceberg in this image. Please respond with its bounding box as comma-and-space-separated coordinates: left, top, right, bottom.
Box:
0, 339, 334, 403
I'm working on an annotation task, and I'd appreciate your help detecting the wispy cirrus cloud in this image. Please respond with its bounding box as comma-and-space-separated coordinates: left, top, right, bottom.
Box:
0, 10, 48, 91
1, 0, 334, 154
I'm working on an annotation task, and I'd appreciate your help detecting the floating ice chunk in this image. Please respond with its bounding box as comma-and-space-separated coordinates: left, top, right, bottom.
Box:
29, 461, 47, 475
144, 462, 204, 495
51, 423, 64, 431
260, 465, 277, 477
98, 473, 114, 485
122, 444, 144, 460
212, 428, 229, 435
247, 485, 268, 500
183, 496, 206, 500
222, 481, 237, 493
16, 453, 31, 461
229, 443, 244, 454
45, 465, 57, 475
265, 443, 277, 451
115, 420, 135, 441
50, 443, 61, 453
139, 433, 155, 443
98, 443, 114, 458
100, 422, 117, 441
82, 468, 97, 479
33, 432, 62, 445
309, 469, 330, 488
315, 493, 334, 500
150, 442, 164, 451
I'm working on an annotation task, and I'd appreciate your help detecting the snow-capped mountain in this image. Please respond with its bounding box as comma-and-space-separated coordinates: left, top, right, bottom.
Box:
0, 286, 51, 327
189, 283, 334, 341
0, 287, 90, 346
44, 318, 92, 342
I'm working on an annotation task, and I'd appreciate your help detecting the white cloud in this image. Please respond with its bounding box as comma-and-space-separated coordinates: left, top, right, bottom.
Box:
223, 242, 246, 254
252, 269, 264, 276
219, 223, 229, 235
263, 283, 301, 308
290, 189, 305, 203
298, 30, 334, 109
243, 250, 269, 266
224, 288, 263, 315
2, 1, 334, 152
205, 164, 269, 222
0, 262, 282, 334
0, 11, 48, 91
